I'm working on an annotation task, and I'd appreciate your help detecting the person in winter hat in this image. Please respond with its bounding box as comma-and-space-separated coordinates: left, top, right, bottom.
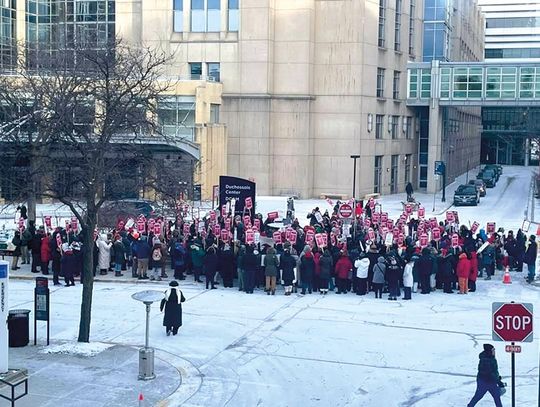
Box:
467, 344, 503, 407
334, 251, 353, 294
457, 252, 471, 294
318, 249, 333, 295
300, 248, 315, 295
525, 234, 537, 283
386, 256, 402, 301
160, 281, 186, 336
354, 253, 370, 295
264, 247, 280, 295
372, 257, 386, 299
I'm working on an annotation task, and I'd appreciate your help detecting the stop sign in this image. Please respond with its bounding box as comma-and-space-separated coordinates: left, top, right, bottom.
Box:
492, 302, 534, 342
339, 204, 353, 218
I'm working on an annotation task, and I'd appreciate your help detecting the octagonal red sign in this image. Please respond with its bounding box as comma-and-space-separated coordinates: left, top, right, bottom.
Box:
492, 302, 533, 343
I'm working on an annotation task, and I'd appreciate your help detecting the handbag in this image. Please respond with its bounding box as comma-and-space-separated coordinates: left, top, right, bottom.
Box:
498, 381, 507, 396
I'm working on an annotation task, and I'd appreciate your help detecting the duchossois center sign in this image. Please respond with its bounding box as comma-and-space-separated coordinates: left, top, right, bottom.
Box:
219, 176, 256, 218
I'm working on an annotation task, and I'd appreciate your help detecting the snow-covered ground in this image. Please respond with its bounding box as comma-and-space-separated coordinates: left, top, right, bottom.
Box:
3, 165, 540, 406
8, 276, 540, 406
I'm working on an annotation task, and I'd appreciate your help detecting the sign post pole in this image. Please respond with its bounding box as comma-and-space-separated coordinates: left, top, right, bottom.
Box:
511, 341, 516, 407
0, 261, 8, 373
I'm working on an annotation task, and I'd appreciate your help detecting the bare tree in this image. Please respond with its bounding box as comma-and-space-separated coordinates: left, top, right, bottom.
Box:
0, 41, 172, 342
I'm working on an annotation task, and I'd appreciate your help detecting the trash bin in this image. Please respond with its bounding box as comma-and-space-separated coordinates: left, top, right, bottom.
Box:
8, 309, 30, 347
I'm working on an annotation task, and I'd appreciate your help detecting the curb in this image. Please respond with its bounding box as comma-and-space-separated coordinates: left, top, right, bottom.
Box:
9, 274, 199, 286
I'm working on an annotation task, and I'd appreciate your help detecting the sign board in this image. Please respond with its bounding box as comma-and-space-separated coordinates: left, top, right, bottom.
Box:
446, 211, 455, 222
367, 228, 376, 241
315, 233, 326, 247
505, 345, 521, 353
245, 196, 253, 210
305, 230, 315, 244
221, 205, 227, 218
470, 221, 480, 234
272, 231, 282, 244
405, 204, 412, 215
338, 204, 353, 219
219, 176, 256, 219
35, 277, 49, 321
0, 262, 8, 373
253, 218, 261, 231
487, 222, 496, 234
245, 230, 255, 245
288, 230, 297, 244
137, 219, 146, 232
381, 212, 388, 223
417, 207, 425, 218
420, 233, 428, 247
492, 302, 533, 342
372, 212, 380, 224
451, 233, 459, 248
220, 229, 229, 242
44, 216, 52, 229
193, 184, 202, 201
434, 160, 445, 175
432, 227, 441, 241
384, 233, 394, 246
267, 211, 279, 220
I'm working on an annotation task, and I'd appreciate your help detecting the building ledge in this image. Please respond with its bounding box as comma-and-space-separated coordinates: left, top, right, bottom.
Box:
222, 93, 316, 101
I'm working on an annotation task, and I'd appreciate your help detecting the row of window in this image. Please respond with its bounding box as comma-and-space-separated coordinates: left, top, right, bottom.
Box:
374, 114, 413, 140
486, 17, 540, 29
376, 68, 401, 99
378, 0, 414, 54
486, 48, 540, 60
189, 61, 220, 81
374, 154, 412, 194
173, 0, 238, 33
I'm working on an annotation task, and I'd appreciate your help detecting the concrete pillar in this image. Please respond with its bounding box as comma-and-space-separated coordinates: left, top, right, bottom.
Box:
525, 138, 530, 166
426, 102, 444, 194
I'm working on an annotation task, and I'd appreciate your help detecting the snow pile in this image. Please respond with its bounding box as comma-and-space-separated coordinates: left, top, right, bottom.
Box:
40, 341, 114, 357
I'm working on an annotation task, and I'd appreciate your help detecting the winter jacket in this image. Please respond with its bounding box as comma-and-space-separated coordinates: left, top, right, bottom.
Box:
416, 254, 433, 278
481, 244, 496, 266
97, 238, 112, 270
355, 257, 370, 279
242, 253, 259, 271
386, 260, 402, 285
160, 288, 186, 328
113, 240, 125, 264
524, 241, 537, 265
264, 248, 280, 277
203, 251, 218, 274
280, 252, 297, 285
300, 253, 315, 282
334, 256, 352, 279
469, 251, 478, 281
403, 262, 414, 287
191, 245, 205, 268
456, 253, 471, 279
132, 239, 151, 260
477, 350, 500, 383
40, 237, 51, 263
319, 253, 333, 280
372, 257, 386, 284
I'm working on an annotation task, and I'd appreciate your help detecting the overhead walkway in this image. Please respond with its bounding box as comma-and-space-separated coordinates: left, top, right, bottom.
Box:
407, 61, 540, 107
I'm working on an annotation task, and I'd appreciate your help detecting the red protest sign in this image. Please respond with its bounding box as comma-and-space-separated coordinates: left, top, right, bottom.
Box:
253, 218, 261, 231
221, 205, 227, 218
446, 211, 455, 222
224, 218, 231, 231
418, 207, 425, 218
487, 222, 496, 234
213, 224, 221, 236
210, 211, 216, 221
405, 204, 412, 214
471, 221, 480, 234
397, 233, 405, 246
364, 218, 371, 228
432, 227, 441, 241
368, 228, 376, 241
153, 222, 161, 235
267, 211, 279, 220
451, 233, 459, 247
245, 197, 253, 210
44, 216, 52, 229
306, 229, 315, 243
220, 229, 229, 242
315, 233, 326, 248
273, 231, 282, 244
420, 233, 428, 247
137, 219, 146, 232
288, 230, 297, 244
183, 223, 190, 234
430, 218, 438, 228
246, 230, 255, 245
148, 218, 156, 230
71, 216, 78, 232
369, 198, 375, 209
381, 212, 388, 223
372, 212, 380, 223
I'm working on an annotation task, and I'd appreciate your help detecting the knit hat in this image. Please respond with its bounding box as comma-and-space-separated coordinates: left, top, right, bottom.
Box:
483, 344, 494, 352
169, 281, 179, 287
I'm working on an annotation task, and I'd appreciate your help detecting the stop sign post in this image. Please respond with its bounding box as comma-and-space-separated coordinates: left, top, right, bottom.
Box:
338, 204, 353, 219
492, 302, 534, 407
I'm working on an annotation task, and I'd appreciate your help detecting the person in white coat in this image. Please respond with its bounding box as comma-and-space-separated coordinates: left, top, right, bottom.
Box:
403, 255, 417, 300
97, 234, 113, 275
354, 254, 370, 295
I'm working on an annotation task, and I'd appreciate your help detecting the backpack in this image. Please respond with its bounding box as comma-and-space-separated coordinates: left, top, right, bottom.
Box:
152, 247, 163, 262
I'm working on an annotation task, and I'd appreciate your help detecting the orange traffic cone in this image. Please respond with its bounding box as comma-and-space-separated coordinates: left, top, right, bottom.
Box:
138, 393, 144, 406
502, 268, 512, 284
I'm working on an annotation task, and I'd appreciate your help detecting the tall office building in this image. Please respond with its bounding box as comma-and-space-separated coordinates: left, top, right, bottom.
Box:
479, 0, 540, 60
479, 0, 540, 165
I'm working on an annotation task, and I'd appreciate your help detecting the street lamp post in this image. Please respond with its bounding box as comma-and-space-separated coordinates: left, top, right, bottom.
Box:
350, 155, 360, 199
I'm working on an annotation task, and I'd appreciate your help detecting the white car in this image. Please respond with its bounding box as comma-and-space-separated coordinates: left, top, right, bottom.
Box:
0, 229, 16, 255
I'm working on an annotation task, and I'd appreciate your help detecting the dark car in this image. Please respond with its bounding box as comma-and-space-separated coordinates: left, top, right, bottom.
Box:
481, 169, 497, 188
468, 179, 486, 197
98, 199, 155, 227
454, 184, 479, 206
484, 164, 500, 181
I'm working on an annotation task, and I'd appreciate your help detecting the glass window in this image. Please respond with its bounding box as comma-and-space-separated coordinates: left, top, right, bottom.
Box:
390, 115, 399, 139
408, 68, 418, 98
405, 154, 411, 182
228, 0, 238, 32
420, 69, 431, 98
393, 70, 400, 99
408, 0, 415, 56
191, 0, 205, 32
207, 62, 220, 81
207, 0, 220, 32
377, 67, 385, 98
394, 0, 402, 52
210, 104, 219, 123
404, 116, 412, 139
173, 0, 183, 32
157, 96, 196, 140
378, 0, 386, 47
374, 156, 383, 193
189, 62, 202, 79
375, 114, 384, 139
390, 155, 398, 193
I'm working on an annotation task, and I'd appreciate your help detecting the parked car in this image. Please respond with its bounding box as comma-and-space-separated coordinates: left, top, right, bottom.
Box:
484, 164, 500, 181
481, 169, 497, 188
0, 229, 16, 256
98, 199, 156, 228
468, 179, 487, 197
454, 184, 480, 206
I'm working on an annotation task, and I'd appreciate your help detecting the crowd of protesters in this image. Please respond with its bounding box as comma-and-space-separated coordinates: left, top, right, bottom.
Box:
8, 198, 538, 298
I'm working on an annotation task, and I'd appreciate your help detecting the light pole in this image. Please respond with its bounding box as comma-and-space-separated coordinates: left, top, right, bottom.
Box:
131, 290, 165, 380
350, 155, 360, 199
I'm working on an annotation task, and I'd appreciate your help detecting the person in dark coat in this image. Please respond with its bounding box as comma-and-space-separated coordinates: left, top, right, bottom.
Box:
204, 247, 218, 289
112, 235, 125, 277
30, 228, 44, 273
416, 248, 433, 294
467, 344, 503, 407
219, 244, 235, 288
242, 245, 259, 294
280, 249, 296, 295
318, 250, 333, 294
300, 249, 315, 294
60, 244, 76, 286
160, 281, 186, 336
405, 182, 414, 200
440, 252, 454, 293
10, 231, 22, 270
386, 256, 402, 301
525, 234, 537, 283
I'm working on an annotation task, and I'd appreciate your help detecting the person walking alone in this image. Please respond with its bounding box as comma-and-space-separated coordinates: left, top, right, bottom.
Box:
160, 281, 186, 336
467, 344, 503, 407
